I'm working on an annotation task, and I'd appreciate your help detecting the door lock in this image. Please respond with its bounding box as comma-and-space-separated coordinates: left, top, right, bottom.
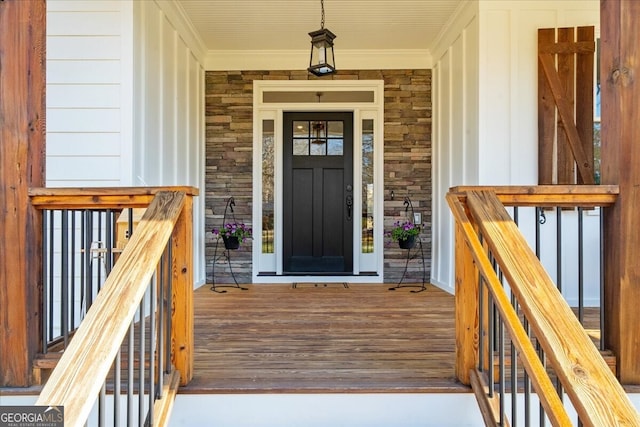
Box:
346, 195, 353, 221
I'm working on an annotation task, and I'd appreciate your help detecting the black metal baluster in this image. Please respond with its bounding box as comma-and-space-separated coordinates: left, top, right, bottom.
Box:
158, 251, 165, 394
148, 276, 156, 424
524, 317, 531, 427
127, 321, 134, 427
42, 210, 49, 353
536, 207, 544, 259
114, 348, 121, 427
578, 207, 584, 323
127, 208, 134, 247
138, 293, 145, 427
84, 210, 93, 310
166, 241, 173, 375
71, 211, 77, 330
498, 314, 505, 427
105, 210, 113, 276
511, 293, 518, 426
48, 210, 55, 342
538, 340, 546, 427
80, 211, 86, 319
96, 211, 103, 290
599, 208, 605, 350
488, 292, 495, 398
478, 275, 485, 376
61, 210, 69, 347
556, 207, 562, 293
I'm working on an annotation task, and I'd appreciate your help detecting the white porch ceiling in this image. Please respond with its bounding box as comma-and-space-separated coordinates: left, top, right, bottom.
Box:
176, 0, 463, 55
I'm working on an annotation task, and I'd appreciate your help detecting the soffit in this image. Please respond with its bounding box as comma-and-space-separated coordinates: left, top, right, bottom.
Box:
176, 0, 464, 52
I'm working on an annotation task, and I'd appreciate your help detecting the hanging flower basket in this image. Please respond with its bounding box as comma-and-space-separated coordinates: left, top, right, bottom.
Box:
213, 222, 252, 250
387, 220, 421, 249
398, 235, 416, 249
222, 235, 240, 250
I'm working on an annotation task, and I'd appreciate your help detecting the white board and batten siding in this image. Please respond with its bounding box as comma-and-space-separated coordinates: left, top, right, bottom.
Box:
46, 0, 207, 285
431, 1, 601, 304
132, 0, 207, 285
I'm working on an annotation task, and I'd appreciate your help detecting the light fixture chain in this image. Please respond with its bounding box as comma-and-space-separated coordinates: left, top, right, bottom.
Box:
320, 0, 325, 29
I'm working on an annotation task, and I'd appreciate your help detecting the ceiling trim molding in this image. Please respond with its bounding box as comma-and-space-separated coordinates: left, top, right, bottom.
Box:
430, 0, 478, 61
155, 0, 208, 63
205, 49, 432, 71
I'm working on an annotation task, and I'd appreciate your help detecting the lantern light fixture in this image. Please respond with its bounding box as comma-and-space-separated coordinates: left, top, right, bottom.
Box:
307, 0, 336, 76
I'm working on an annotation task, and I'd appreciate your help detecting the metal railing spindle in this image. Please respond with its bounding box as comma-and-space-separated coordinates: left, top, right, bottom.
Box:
138, 294, 145, 427
61, 210, 69, 347
149, 275, 157, 424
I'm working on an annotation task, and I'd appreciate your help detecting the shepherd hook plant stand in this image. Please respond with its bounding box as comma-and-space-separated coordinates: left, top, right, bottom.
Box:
211, 197, 249, 293
389, 197, 427, 293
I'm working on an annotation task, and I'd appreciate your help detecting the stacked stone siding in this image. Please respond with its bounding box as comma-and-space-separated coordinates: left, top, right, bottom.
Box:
205, 70, 431, 283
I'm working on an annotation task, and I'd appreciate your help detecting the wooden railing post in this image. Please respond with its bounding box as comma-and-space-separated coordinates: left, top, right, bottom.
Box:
0, 0, 46, 387
454, 219, 479, 385
171, 195, 194, 385
600, 0, 640, 384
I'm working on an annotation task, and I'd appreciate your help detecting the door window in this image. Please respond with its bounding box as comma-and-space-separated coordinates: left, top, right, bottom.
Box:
292, 120, 344, 156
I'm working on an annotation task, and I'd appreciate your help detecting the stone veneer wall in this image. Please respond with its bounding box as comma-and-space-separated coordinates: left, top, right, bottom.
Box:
205, 70, 431, 284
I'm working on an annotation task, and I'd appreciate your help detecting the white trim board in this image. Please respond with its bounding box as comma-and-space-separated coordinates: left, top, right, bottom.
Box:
252, 80, 385, 284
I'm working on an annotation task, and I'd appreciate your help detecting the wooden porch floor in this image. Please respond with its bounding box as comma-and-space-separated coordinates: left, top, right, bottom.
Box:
181, 283, 469, 394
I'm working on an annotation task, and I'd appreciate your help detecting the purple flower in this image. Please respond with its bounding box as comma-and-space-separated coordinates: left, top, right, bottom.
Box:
389, 220, 420, 242
212, 222, 252, 243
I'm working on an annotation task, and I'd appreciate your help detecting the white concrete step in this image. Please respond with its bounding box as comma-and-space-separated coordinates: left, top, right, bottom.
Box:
170, 394, 485, 427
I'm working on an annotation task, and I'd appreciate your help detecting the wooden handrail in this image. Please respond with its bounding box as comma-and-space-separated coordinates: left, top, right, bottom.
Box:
449, 184, 618, 207
29, 186, 199, 209
35, 191, 187, 427
447, 187, 640, 426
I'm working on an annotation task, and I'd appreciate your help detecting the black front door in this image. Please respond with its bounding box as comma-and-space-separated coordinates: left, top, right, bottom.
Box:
283, 112, 353, 274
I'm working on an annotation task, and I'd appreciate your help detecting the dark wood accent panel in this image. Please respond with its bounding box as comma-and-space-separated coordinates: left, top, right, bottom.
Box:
537, 29, 556, 185
0, 0, 46, 387
556, 27, 576, 185
538, 26, 595, 185
575, 26, 595, 185
601, 0, 640, 384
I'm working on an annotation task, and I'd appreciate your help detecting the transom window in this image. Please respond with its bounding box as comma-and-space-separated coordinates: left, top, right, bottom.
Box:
292, 120, 344, 156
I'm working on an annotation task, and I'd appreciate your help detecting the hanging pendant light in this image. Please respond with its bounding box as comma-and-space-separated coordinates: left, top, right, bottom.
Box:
308, 0, 336, 76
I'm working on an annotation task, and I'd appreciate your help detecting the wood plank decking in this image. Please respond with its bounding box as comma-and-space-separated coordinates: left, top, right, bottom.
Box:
181, 283, 468, 394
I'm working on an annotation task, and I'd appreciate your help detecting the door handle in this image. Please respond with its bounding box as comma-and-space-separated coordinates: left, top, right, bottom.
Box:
346, 195, 353, 221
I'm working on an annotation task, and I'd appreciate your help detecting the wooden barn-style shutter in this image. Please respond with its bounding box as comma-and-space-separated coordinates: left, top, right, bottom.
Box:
538, 26, 596, 185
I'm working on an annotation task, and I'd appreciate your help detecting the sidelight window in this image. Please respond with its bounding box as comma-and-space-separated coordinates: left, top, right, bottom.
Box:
262, 119, 274, 254
362, 119, 374, 253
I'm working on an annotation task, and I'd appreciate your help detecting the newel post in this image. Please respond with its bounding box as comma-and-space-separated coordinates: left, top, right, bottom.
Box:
600, 0, 640, 384
171, 195, 194, 385
0, 0, 46, 386
454, 221, 479, 385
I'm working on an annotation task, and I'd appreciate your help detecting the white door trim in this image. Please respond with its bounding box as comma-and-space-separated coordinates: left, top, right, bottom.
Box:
252, 80, 384, 283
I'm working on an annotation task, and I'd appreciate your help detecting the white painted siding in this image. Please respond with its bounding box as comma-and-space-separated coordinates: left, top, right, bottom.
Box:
132, 0, 207, 285
431, 1, 600, 303
431, 1, 480, 293
46, 0, 207, 286
46, 0, 131, 187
